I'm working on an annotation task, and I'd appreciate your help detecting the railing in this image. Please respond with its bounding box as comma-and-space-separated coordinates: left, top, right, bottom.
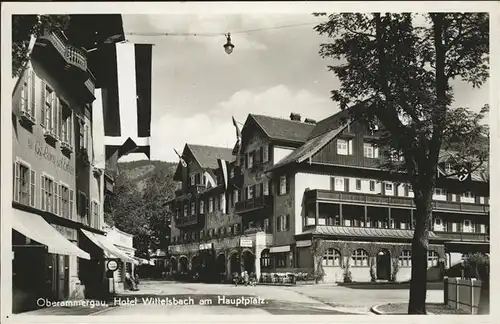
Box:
306, 190, 489, 214
38, 29, 88, 72
235, 195, 273, 213
175, 215, 198, 227
435, 231, 489, 242
84, 78, 95, 96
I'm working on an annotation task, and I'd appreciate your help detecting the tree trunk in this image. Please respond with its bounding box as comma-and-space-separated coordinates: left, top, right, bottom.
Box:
408, 192, 432, 314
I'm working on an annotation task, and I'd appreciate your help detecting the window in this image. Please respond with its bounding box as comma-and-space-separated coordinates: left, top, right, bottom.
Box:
184, 205, 188, 217
398, 250, 412, 267
233, 223, 240, 234
14, 161, 35, 207
262, 146, 269, 162
247, 186, 254, 199
277, 215, 290, 232
209, 197, 214, 213
199, 200, 205, 213
42, 84, 56, 132
351, 249, 368, 267
434, 188, 446, 196
337, 139, 352, 155
41, 175, 55, 213
220, 193, 225, 212
60, 102, 73, 146
261, 250, 272, 268
230, 168, 234, 179
322, 248, 341, 267
263, 218, 270, 233
369, 180, 375, 192
435, 218, 441, 225
200, 230, 204, 239
445, 163, 452, 173
363, 143, 379, 158
20, 68, 36, 118
335, 178, 344, 191
233, 190, 239, 204
263, 181, 270, 195
190, 174, 196, 186
78, 191, 89, 223
385, 183, 393, 191
275, 252, 287, 268
462, 191, 474, 201
191, 202, 195, 216
355, 179, 362, 190
60, 185, 70, 218
427, 251, 439, 267
279, 175, 287, 195
463, 219, 474, 233
92, 201, 99, 227
248, 152, 254, 169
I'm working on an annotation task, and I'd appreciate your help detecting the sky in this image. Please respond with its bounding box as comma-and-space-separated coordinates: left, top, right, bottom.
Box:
119, 14, 490, 163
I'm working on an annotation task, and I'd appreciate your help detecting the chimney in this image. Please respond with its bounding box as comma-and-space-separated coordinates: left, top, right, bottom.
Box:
304, 118, 317, 124
290, 112, 301, 122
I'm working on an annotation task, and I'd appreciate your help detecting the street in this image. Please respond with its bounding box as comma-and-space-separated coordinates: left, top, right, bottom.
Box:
93, 280, 444, 315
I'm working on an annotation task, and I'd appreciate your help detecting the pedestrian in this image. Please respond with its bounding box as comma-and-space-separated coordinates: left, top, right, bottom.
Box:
125, 272, 139, 291
232, 272, 239, 287
243, 271, 249, 286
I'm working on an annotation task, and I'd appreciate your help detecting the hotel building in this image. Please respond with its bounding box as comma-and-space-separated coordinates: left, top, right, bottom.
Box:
167, 111, 489, 283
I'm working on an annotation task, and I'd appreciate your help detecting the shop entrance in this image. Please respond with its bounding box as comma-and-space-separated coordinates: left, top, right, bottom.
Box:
376, 249, 391, 280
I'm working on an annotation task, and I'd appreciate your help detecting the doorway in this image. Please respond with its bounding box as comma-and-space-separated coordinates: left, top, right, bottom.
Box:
376, 250, 391, 280
241, 250, 255, 274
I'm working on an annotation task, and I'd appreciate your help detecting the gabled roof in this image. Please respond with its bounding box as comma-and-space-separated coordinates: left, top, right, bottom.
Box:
186, 144, 235, 170
437, 151, 489, 182
271, 123, 348, 170
249, 114, 315, 143
306, 108, 349, 140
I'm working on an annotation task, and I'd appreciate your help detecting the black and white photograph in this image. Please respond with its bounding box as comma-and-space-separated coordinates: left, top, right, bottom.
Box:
1, 1, 498, 321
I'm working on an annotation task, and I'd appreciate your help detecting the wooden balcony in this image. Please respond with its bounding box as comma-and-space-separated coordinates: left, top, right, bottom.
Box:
235, 195, 273, 214
305, 190, 489, 215
175, 213, 204, 229
32, 29, 95, 103
435, 231, 489, 243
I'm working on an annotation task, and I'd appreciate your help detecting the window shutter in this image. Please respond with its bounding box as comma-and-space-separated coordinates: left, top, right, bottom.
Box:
69, 189, 74, 218
404, 184, 409, 196
344, 178, 349, 192
330, 177, 335, 191
245, 153, 248, 168
259, 147, 264, 162
286, 175, 290, 194
14, 162, 20, 202
348, 140, 353, 155
86, 195, 90, 219
474, 195, 480, 204
286, 215, 290, 231
381, 181, 386, 195
30, 170, 36, 207
268, 143, 273, 162
40, 175, 45, 211
29, 69, 36, 116
260, 183, 264, 196
277, 216, 282, 232
40, 81, 46, 127
54, 184, 59, 216
54, 97, 59, 138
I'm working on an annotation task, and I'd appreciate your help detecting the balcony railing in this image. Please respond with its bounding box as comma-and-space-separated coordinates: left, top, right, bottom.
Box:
305, 190, 489, 214
175, 214, 198, 228
38, 29, 88, 72
235, 195, 273, 213
435, 231, 489, 242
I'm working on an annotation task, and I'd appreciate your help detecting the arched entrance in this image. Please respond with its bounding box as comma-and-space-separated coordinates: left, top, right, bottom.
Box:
242, 250, 255, 274
216, 253, 226, 282
229, 252, 240, 275
170, 257, 178, 273
191, 255, 201, 274
179, 256, 188, 273
376, 249, 391, 280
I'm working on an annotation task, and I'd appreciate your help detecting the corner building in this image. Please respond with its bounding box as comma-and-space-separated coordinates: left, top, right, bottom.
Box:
168, 111, 489, 284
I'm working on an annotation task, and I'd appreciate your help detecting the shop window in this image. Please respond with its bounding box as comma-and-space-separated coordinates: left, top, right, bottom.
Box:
275, 252, 287, 268
261, 249, 272, 268
322, 248, 341, 267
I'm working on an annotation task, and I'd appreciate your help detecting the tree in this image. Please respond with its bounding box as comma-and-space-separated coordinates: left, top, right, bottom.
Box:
314, 13, 489, 314
12, 14, 70, 78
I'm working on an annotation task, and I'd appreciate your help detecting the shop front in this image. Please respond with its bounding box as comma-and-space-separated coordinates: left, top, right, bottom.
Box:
11, 208, 90, 313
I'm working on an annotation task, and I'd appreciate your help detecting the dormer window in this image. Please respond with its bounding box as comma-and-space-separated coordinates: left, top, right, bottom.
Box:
445, 163, 452, 173
338, 139, 353, 156
364, 143, 379, 158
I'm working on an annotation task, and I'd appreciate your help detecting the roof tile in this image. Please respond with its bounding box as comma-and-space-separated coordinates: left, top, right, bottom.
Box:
250, 114, 315, 143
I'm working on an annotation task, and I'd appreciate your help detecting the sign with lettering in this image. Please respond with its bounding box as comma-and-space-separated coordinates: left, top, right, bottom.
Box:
30, 138, 75, 175
107, 260, 118, 271
199, 243, 213, 250
239, 238, 253, 248
296, 240, 312, 248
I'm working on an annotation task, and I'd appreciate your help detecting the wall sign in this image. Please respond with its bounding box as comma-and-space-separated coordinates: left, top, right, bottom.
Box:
107, 260, 119, 271
239, 238, 253, 248
31, 138, 75, 175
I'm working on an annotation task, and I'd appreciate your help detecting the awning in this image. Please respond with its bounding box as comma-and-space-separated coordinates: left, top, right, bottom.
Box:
80, 229, 135, 263
270, 245, 290, 253
12, 209, 90, 259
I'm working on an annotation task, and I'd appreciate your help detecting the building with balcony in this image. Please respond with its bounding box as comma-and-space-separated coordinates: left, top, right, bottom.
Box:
11, 15, 131, 313
168, 110, 489, 284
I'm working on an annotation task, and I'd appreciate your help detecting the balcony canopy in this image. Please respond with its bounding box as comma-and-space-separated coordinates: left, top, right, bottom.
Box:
300, 225, 442, 240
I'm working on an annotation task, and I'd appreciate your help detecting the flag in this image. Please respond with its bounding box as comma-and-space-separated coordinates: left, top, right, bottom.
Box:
217, 159, 230, 191
232, 116, 241, 141
232, 116, 242, 166
204, 171, 216, 188
92, 88, 106, 169
102, 42, 153, 159
174, 148, 187, 168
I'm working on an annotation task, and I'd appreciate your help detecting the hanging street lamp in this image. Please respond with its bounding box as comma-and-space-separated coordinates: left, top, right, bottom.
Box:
223, 33, 234, 55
